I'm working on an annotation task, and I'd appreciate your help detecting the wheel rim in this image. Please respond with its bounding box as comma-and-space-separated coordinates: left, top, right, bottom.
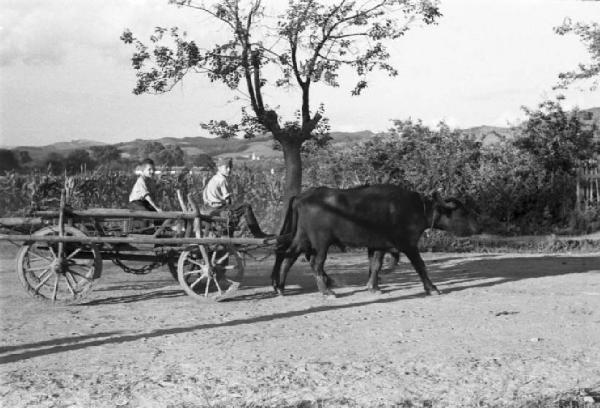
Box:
177, 245, 244, 302
16, 226, 102, 304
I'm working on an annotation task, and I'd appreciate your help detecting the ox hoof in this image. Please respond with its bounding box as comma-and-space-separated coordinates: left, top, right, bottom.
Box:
425, 288, 443, 296
368, 287, 382, 295
274, 287, 285, 296
321, 289, 337, 298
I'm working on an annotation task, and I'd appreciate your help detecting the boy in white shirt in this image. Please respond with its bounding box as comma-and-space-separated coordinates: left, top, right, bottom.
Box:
129, 158, 162, 212
203, 158, 270, 238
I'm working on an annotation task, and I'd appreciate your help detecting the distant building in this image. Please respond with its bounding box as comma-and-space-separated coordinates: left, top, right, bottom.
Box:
135, 166, 209, 176
226, 152, 262, 161
578, 109, 600, 140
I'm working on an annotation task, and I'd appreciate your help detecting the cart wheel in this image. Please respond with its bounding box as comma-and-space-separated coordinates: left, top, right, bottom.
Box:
16, 226, 102, 304
177, 244, 244, 302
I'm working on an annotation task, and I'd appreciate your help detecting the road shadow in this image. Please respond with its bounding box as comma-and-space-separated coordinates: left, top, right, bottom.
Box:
303, 253, 600, 296
80, 289, 184, 306
0, 331, 122, 354
0, 290, 428, 364
422, 254, 600, 295
94, 279, 177, 292
2, 254, 598, 364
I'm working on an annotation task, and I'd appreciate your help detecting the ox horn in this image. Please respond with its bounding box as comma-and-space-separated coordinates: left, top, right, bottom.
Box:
432, 191, 457, 210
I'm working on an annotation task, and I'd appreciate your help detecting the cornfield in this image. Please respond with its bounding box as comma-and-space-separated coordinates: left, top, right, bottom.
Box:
0, 167, 286, 233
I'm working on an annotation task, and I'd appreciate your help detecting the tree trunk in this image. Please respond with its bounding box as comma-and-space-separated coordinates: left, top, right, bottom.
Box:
277, 136, 303, 231
281, 137, 303, 200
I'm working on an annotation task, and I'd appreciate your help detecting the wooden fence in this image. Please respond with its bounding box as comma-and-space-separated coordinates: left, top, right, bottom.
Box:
576, 158, 600, 210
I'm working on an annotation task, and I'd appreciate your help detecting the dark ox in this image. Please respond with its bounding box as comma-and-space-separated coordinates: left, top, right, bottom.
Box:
271, 185, 479, 296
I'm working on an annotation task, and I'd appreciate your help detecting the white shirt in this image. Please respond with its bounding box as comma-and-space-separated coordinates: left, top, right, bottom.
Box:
129, 176, 153, 202
203, 173, 231, 207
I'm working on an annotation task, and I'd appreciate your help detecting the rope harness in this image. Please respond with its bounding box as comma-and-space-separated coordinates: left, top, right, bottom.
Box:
424, 198, 438, 238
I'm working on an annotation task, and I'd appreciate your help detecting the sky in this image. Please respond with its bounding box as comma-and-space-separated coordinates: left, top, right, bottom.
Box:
0, 0, 599, 147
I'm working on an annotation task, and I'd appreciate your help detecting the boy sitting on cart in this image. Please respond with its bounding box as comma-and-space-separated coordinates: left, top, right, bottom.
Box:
128, 158, 162, 233
129, 158, 162, 212
203, 157, 271, 238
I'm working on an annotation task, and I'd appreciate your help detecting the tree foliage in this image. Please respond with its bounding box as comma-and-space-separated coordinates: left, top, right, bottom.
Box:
514, 98, 598, 175
17, 151, 32, 166
90, 145, 122, 164
138, 141, 185, 166
188, 153, 215, 169
554, 19, 600, 90
44, 152, 65, 174
0, 149, 20, 172
121, 0, 441, 197
304, 119, 482, 196
65, 149, 96, 174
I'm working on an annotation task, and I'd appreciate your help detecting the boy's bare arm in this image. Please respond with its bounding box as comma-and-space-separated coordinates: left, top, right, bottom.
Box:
145, 195, 162, 211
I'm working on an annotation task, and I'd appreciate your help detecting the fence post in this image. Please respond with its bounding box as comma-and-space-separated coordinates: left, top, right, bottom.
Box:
596, 167, 600, 204
587, 166, 591, 205
576, 169, 581, 211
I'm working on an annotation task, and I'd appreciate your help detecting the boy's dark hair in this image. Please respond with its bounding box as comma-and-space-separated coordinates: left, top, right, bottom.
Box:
140, 158, 155, 167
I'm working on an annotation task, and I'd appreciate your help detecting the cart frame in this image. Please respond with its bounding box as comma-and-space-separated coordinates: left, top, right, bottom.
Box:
0, 191, 276, 304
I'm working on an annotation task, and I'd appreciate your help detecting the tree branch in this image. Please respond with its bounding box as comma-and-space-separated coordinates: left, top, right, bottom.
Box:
169, 0, 237, 31
252, 50, 265, 114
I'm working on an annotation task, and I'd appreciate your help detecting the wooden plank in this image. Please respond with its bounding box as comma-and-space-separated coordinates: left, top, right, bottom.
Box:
33, 208, 226, 223
0, 234, 275, 246
0, 218, 44, 227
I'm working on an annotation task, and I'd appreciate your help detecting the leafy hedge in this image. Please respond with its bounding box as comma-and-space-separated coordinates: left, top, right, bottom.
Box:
303, 114, 598, 235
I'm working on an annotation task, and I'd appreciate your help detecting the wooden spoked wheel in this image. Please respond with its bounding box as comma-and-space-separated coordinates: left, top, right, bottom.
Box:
16, 226, 102, 304
177, 244, 244, 302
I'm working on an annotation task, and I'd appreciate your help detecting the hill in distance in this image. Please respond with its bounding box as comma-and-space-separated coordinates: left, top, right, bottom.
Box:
9, 106, 599, 161
115, 135, 273, 158
10, 139, 107, 161
0, 127, 558, 162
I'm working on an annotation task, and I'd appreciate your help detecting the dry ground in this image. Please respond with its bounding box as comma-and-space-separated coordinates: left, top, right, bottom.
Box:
0, 242, 599, 407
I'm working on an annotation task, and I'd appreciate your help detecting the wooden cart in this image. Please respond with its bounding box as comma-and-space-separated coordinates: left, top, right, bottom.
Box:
0, 192, 276, 304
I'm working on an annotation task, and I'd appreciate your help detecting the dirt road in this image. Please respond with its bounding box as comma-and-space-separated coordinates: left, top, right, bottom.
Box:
1, 243, 599, 407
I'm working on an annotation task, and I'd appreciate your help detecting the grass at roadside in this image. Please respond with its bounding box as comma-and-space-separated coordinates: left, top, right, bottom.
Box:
421, 231, 600, 254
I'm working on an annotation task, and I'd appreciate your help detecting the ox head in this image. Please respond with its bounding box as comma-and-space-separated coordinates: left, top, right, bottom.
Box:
432, 192, 480, 237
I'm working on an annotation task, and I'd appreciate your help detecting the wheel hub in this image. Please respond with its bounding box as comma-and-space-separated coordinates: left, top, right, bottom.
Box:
50, 258, 70, 275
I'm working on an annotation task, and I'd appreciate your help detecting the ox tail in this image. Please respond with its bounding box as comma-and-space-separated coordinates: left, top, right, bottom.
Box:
275, 196, 297, 250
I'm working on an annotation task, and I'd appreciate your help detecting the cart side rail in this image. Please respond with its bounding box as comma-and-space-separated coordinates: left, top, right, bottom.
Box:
0, 217, 45, 228
0, 233, 275, 246
32, 208, 226, 223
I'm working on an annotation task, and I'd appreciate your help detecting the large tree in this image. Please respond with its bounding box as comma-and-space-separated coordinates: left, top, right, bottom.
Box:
121, 0, 441, 201
554, 18, 600, 90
